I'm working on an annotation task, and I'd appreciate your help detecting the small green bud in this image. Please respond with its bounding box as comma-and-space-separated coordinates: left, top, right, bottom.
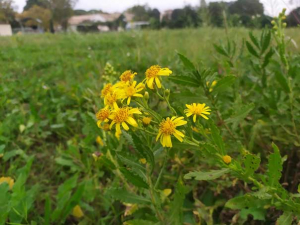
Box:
144, 91, 149, 101
282, 8, 286, 13
273, 26, 277, 30
164, 89, 170, 99
271, 20, 275, 25
281, 16, 286, 20
283, 23, 287, 28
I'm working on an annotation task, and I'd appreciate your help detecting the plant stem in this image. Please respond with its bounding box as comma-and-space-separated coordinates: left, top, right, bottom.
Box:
154, 150, 169, 189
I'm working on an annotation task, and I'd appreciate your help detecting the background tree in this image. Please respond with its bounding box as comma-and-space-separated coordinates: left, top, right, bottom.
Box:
148, 8, 160, 29
127, 5, 150, 21
23, 0, 47, 11
0, 0, 16, 24
208, 2, 226, 27
18, 5, 51, 30
199, 0, 209, 26
169, 6, 199, 28
287, 7, 300, 27
229, 0, 264, 16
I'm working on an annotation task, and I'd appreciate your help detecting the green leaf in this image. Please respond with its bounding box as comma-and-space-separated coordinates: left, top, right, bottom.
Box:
44, 194, 51, 225
117, 154, 146, 171
249, 32, 260, 49
240, 208, 266, 221
177, 53, 196, 71
267, 143, 283, 187
184, 168, 230, 180
168, 179, 186, 225
120, 168, 149, 189
262, 48, 274, 68
124, 220, 156, 225
106, 188, 151, 204
261, 30, 271, 54
276, 212, 293, 225
275, 71, 290, 93
212, 76, 236, 93
246, 41, 260, 58
225, 103, 255, 125
209, 122, 225, 154
128, 132, 155, 173
213, 44, 229, 57
3, 149, 29, 162
168, 76, 200, 87
243, 153, 261, 176
225, 195, 269, 210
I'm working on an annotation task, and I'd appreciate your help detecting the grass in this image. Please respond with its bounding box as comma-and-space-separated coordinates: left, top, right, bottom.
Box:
1, 27, 300, 224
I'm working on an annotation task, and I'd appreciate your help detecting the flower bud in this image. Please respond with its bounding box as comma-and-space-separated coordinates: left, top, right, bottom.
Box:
281, 16, 286, 20
282, 8, 286, 13
271, 20, 275, 25
283, 23, 287, 28
164, 89, 170, 99
144, 91, 149, 101
223, 155, 232, 164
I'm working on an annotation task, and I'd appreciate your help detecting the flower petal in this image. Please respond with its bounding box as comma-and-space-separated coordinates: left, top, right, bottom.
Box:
126, 117, 138, 127
122, 122, 129, 131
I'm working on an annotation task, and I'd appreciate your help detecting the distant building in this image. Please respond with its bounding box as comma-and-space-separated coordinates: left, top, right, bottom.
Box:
0, 24, 12, 36
160, 10, 173, 21
125, 21, 150, 30
68, 12, 139, 32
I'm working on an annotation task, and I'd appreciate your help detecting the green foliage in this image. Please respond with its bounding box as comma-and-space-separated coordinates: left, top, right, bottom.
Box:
1, 24, 300, 224
184, 168, 230, 180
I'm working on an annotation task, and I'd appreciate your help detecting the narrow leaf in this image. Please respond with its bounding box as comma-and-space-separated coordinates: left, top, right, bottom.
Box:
184, 168, 230, 180
177, 53, 196, 71
276, 212, 293, 225
120, 168, 149, 189
168, 76, 200, 87
212, 76, 236, 93
106, 188, 151, 204
246, 41, 260, 58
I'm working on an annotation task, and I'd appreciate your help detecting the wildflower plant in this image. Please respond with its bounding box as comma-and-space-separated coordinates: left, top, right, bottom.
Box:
92, 12, 300, 224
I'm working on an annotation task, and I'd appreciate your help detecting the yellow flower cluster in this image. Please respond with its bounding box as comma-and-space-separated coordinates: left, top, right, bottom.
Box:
95, 65, 212, 148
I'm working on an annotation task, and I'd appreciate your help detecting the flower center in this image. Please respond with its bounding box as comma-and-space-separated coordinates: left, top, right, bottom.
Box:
120, 70, 135, 82
126, 86, 136, 96
106, 93, 118, 105
114, 108, 129, 123
96, 109, 110, 121
192, 106, 204, 115
160, 119, 175, 135
101, 84, 113, 97
146, 65, 161, 79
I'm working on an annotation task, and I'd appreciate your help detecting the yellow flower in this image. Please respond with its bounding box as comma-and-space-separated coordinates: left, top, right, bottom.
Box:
72, 205, 84, 218
156, 117, 187, 147
96, 108, 110, 127
139, 158, 147, 164
96, 136, 104, 146
163, 189, 172, 197
223, 155, 232, 164
206, 80, 217, 92
142, 117, 152, 125
191, 126, 199, 133
145, 65, 172, 89
120, 70, 137, 83
184, 103, 211, 122
117, 81, 145, 105
109, 106, 142, 137
0, 177, 14, 190
101, 83, 114, 98
104, 92, 120, 109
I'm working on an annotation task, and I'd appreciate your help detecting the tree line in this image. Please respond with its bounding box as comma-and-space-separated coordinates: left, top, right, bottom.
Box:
0, 0, 299, 32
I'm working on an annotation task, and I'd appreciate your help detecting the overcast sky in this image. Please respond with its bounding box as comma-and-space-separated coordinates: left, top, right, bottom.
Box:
13, 0, 300, 16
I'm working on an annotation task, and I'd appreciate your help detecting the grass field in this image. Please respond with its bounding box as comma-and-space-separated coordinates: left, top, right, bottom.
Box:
1, 27, 300, 224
